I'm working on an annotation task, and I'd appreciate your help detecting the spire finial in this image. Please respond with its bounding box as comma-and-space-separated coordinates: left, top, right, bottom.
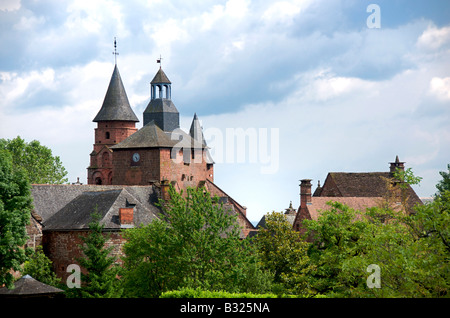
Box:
157, 54, 163, 69
113, 37, 119, 65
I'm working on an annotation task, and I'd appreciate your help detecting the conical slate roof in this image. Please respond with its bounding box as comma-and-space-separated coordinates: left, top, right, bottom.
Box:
93, 65, 139, 122
189, 113, 206, 147
151, 68, 171, 84
0, 275, 63, 297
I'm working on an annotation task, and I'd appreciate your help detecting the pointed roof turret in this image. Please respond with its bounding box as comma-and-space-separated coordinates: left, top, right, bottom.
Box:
93, 65, 139, 122
151, 68, 171, 84
189, 113, 207, 147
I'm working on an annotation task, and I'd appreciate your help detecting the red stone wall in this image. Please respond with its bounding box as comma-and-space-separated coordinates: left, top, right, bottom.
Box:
88, 121, 137, 185
43, 231, 124, 282
111, 148, 161, 185
112, 147, 212, 190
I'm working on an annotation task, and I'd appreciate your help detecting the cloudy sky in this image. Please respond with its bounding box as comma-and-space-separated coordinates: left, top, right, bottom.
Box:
1, 0, 449, 223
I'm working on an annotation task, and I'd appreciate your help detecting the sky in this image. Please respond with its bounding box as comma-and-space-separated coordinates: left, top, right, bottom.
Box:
1, 0, 449, 223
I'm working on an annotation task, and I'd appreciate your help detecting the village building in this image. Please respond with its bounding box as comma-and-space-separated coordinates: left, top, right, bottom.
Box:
29, 62, 255, 280
256, 156, 423, 236
294, 156, 423, 235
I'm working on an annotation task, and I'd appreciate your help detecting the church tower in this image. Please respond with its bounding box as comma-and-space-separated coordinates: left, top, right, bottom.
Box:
87, 64, 139, 185
110, 66, 213, 188
143, 67, 180, 131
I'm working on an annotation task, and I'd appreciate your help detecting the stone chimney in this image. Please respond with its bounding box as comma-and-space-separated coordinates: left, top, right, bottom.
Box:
119, 207, 134, 228
389, 155, 405, 175
161, 179, 171, 201
300, 179, 312, 209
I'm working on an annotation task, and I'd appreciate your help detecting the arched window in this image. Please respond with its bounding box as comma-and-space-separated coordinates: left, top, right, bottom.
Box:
106, 131, 110, 139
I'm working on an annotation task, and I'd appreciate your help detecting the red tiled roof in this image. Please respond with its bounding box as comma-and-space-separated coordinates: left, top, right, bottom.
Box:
306, 197, 382, 221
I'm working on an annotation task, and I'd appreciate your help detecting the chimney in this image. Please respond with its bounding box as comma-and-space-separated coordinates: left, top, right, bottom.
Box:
389, 155, 405, 175
300, 179, 312, 209
161, 179, 171, 201
119, 207, 134, 228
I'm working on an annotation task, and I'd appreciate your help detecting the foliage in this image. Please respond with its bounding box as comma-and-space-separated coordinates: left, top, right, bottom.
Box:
121, 186, 271, 297
0, 149, 33, 288
67, 212, 122, 298
21, 245, 61, 288
0, 136, 68, 184
254, 211, 313, 296
301, 168, 449, 297
304, 202, 368, 295
436, 164, 450, 198
160, 287, 277, 298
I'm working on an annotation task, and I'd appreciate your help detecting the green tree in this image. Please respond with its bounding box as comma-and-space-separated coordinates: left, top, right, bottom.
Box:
22, 246, 61, 288
69, 212, 121, 298
0, 150, 33, 288
304, 202, 368, 296
436, 164, 450, 198
0, 136, 68, 184
254, 212, 312, 295
303, 189, 449, 297
121, 186, 269, 297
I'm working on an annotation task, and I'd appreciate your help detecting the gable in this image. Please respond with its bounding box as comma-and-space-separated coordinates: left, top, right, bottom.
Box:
32, 185, 160, 231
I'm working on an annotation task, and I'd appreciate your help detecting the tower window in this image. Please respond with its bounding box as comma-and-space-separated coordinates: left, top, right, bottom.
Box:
106, 132, 110, 139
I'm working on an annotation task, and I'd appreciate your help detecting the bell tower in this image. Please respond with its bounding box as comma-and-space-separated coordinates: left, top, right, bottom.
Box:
143, 66, 180, 132
87, 43, 139, 185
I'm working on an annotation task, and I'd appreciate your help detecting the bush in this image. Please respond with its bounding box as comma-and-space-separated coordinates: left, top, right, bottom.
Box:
160, 287, 278, 298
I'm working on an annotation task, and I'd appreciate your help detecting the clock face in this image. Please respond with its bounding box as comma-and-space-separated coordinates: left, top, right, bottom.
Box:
132, 153, 140, 162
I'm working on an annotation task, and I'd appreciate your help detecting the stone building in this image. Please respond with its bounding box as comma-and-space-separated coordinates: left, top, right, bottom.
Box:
292, 156, 423, 235
30, 62, 255, 280
255, 156, 423, 236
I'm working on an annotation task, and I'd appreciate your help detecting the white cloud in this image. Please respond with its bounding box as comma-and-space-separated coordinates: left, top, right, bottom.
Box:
65, 0, 127, 35
0, 68, 56, 108
262, 0, 311, 25
429, 77, 450, 101
0, 0, 20, 12
417, 24, 450, 51
13, 15, 46, 30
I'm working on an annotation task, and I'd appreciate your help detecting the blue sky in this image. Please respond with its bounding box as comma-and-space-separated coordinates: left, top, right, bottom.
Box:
1, 0, 449, 222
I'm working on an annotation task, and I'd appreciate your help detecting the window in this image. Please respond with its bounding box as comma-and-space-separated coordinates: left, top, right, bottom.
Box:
105, 131, 110, 139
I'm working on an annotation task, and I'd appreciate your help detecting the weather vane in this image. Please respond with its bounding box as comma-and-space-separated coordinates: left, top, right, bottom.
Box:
156, 54, 163, 69
113, 37, 119, 65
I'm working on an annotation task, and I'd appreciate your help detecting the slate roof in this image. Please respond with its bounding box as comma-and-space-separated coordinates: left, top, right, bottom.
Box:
144, 98, 179, 114
31, 185, 160, 231
0, 275, 63, 297
93, 65, 139, 122
317, 172, 423, 211
110, 120, 205, 150
151, 68, 171, 84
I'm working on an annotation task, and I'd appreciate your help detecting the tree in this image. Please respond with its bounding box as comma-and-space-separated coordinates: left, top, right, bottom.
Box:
0, 136, 68, 184
121, 186, 269, 297
436, 164, 450, 198
254, 212, 312, 295
22, 246, 61, 288
303, 179, 449, 297
304, 202, 368, 296
0, 150, 33, 288
69, 212, 121, 298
